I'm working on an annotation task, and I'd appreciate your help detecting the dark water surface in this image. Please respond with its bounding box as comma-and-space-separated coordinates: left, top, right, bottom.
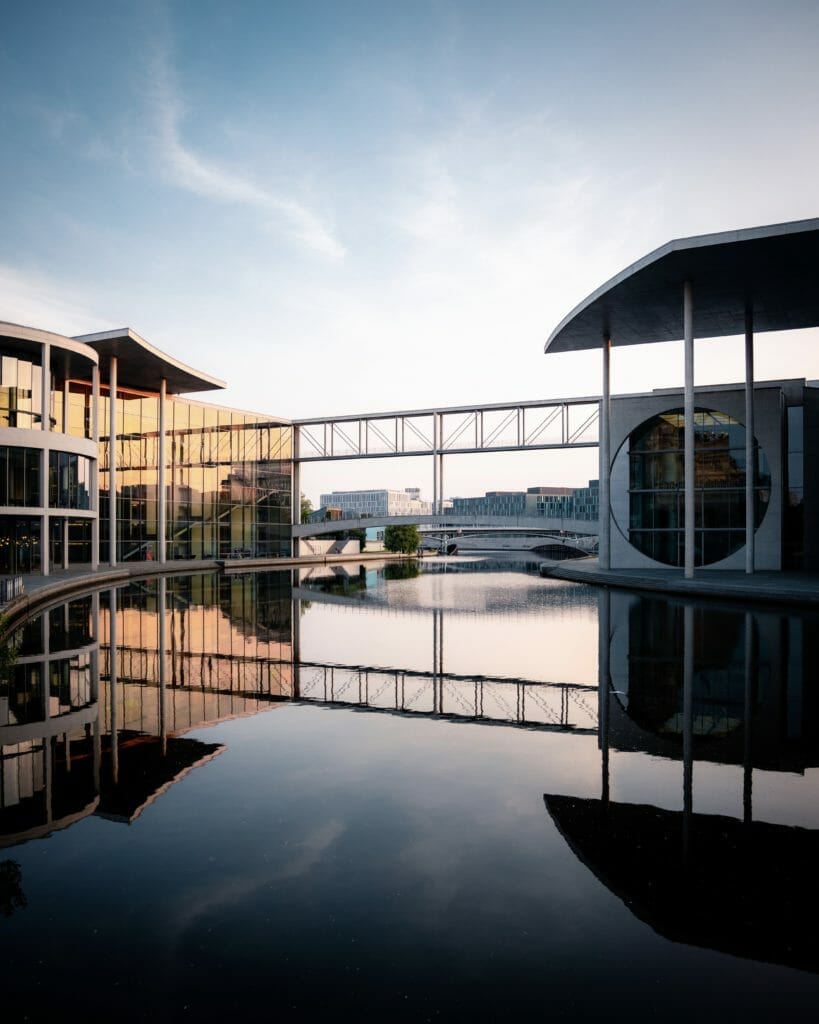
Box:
2, 556, 819, 1020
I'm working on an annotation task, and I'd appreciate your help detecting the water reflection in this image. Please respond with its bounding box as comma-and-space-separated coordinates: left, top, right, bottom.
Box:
0, 563, 818, 991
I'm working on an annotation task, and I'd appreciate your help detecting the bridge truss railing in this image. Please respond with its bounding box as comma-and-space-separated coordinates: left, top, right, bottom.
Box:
293, 396, 600, 463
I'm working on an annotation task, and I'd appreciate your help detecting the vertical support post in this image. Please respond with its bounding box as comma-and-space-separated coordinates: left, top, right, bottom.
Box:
62, 518, 69, 570
599, 335, 611, 570
158, 377, 167, 563
432, 414, 439, 516
599, 588, 611, 805
682, 603, 694, 860
745, 308, 755, 574
158, 576, 167, 756
41, 341, 51, 576
91, 363, 100, 570
438, 452, 444, 516
291, 425, 300, 558
684, 281, 695, 579
109, 356, 118, 567
62, 375, 70, 434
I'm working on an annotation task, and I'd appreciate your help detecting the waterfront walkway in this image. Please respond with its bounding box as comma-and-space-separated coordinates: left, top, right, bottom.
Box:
545, 558, 819, 607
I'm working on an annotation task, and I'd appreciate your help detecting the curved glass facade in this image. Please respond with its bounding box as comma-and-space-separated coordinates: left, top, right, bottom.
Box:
627, 408, 770, 567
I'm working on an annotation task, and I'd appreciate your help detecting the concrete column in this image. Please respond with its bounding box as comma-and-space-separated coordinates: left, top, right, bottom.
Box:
158, 377, 167, 564
109, 356, 118, 567
62, 376, 70, 434
600, 335, 612, 571
41, 341, 51, 576
291, 425, 300, 558
91, 364, 100, 571
438, 452, 444, 516
62, 518, 69, 570
684, 282, 695, 579
745, 308, 755, 574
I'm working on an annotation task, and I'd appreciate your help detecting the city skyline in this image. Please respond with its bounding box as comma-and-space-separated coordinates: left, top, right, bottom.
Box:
2, 1, 819, 498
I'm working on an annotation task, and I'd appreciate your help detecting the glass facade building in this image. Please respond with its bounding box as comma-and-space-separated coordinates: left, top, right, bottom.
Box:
0, 323, 293, 576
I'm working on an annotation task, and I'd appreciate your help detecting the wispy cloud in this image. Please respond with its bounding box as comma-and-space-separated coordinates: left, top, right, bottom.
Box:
0, 264, 112, 336
146, 43, 345, 262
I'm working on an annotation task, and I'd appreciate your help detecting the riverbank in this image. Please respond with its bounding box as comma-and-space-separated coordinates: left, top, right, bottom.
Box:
0, 550, 415, 634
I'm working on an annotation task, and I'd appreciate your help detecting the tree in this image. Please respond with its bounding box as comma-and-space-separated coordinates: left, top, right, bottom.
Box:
300, 493, 313, 524
384, 524, 420, 554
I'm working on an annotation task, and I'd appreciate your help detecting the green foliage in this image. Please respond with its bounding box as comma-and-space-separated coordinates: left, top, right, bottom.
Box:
300, 493, 313, 524
383, 524, 421, 554
384, 560, 420, 580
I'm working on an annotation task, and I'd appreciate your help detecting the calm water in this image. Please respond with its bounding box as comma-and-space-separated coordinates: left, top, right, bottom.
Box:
2, 556, 819, 1020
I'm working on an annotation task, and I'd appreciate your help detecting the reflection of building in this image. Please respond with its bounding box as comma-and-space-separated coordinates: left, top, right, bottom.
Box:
0, 323, 293, 574
0, 572, 294, 848
318, 488, 431, 518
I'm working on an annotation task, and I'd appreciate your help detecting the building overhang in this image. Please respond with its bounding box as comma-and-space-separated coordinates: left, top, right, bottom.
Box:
75, 328, 226, 394
544, 217, 819, 353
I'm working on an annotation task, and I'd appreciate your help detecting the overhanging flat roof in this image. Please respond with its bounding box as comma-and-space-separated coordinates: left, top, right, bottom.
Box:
545, 217, 819, 353
75, 328, 226, 394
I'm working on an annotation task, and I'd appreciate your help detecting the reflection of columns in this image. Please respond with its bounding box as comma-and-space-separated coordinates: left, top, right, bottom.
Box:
291, 426, 300, 558
684, 282, 695, 579
743, 611, 754, 824
292, 595, 301, 699
109, 356, 118, 567
682, 603, 694, 859
432, 608, 444, 713
745, 308, 755, 574
109, 588, 119, 785
42, 611, 52, 822
91, 591, 101, 793
158, 377, 167, 563
599, 588, 611, 804
600, 335, 611, 570
158, 577, 167, 755
91, 363, 100, 571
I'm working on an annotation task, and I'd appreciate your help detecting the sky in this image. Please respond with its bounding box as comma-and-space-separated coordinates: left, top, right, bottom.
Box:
2, 0, 818, 503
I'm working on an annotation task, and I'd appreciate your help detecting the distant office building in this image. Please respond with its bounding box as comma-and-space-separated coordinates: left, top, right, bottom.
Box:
450, 483, 598, 520
318, 488, 431, 518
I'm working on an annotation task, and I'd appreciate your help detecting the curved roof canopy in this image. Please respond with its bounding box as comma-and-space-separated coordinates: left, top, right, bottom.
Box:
75, 328, 225, 394
545, 217, 819, 354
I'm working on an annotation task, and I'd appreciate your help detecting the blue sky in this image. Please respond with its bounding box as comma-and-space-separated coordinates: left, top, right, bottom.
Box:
2, 1, 819, 499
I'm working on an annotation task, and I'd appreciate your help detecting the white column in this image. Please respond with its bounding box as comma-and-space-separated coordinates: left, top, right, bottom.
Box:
684, 281, 695, 579
432, 414, 439, 515
158, 377, 167, 564
600, 335, 612, 570
41, 341, 51, 576
109, 356, 118, 567
745, 308, 755, 574
62, 518, 69, 570
91, 363, 100, 571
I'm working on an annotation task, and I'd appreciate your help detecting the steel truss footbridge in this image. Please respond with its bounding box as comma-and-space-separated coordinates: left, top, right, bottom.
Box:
291, 394, 601, 542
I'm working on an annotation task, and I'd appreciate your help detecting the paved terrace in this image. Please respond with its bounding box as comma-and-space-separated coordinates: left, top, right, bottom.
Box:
545, 558, 819, 607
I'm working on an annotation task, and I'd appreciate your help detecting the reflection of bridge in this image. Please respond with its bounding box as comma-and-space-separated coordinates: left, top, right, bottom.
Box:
296, 660, 597, 734
293, 513, 597, 539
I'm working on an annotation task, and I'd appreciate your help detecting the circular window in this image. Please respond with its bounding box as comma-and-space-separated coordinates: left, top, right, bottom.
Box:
623, 408, 769, 567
